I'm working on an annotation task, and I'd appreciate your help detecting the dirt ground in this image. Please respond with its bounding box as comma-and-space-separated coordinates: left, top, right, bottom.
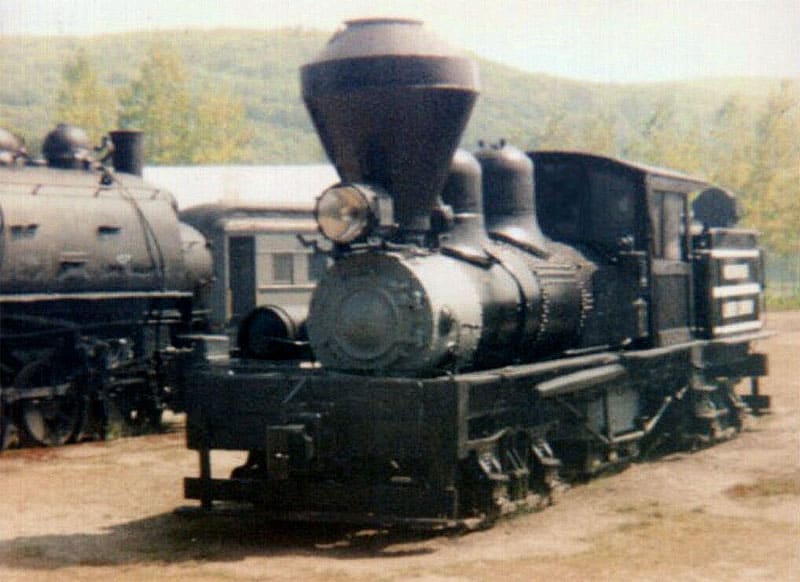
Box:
0, 313, 797, 582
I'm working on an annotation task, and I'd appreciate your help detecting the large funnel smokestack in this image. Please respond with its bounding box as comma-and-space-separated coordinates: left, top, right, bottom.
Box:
301, 18, 480, 235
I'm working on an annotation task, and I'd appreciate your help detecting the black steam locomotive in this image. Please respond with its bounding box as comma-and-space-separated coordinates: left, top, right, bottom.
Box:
0, 125, 212, 449
179, 18, 770, 527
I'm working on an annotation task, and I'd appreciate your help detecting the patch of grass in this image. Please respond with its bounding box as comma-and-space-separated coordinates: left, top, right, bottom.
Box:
103, 421, 125, 441
11, 544, 46, 559
614, 505, 638, 514
75, 556, 118, 566
726, 474, 800, 498
428, 511, 797, 582
613, 500, 662, 515
765, 293, 800, 311
616, 519, 655, 532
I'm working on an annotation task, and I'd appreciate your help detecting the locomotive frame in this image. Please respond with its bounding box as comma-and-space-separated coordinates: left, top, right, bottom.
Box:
180, 152, 769, 527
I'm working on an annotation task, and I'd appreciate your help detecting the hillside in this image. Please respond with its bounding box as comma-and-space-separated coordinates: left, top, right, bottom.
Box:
0, 28, 789, 163
2, 29, 798, 301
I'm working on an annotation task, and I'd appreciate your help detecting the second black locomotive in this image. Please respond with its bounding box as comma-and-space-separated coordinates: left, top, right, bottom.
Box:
0, 125, 212, 448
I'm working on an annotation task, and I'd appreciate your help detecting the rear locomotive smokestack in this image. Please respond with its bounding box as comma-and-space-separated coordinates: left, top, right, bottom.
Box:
109, 129, 144, 176
300, 18, 480, 237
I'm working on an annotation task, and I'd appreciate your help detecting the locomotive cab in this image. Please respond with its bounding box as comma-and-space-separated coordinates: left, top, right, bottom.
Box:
532, 152, 712, 348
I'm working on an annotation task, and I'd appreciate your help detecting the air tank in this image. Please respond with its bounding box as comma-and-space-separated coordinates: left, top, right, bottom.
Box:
301, 18, 480, 236
237, 305, 310, 360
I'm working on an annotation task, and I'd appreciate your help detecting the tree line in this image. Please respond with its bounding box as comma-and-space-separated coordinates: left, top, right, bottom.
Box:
42, 42, 800, 302
56, 45, 252, 164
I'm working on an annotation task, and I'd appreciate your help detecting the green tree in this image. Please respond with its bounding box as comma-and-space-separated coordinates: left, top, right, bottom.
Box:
625, 98, 703, 175
743, 81, 800, 257
118, 44, 194, 163
56, 49, 116, 144
118, 43, 251, 164
704, 96, 756, 192
535, 109, 580, 150
190, 89, 253, 164
580, 108, 617, 157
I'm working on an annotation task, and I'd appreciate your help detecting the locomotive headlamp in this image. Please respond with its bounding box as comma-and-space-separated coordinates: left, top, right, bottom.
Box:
315, 183, 394, 243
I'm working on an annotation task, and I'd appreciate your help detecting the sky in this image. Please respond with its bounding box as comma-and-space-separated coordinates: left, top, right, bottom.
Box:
1, 0, 798, 83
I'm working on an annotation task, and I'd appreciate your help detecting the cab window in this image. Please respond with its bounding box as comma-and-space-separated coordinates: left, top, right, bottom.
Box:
272, 253, 294, 284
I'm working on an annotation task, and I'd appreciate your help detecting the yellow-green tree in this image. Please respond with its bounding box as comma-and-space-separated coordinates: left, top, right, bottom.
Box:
535, 109, 580, 150
704, 96, 756, 192
118, 44, 194, 163
56, 49, 116, 145
580, 108, 617, 157
743, 81, 800, 257
118, 43, 251, 164
190, 89, 253, 164
625, 98, 703, 175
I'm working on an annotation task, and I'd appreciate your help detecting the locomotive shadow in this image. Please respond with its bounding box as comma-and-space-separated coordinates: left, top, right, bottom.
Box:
0, 508, 439, 570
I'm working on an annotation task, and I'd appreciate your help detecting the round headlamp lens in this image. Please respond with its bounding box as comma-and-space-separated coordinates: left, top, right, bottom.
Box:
316, 185, 371, 243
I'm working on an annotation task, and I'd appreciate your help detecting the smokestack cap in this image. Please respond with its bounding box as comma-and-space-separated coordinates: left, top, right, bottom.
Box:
307, 18, 468, 65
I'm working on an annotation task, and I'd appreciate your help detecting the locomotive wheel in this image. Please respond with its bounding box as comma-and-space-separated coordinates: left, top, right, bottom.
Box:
15, 360, 84, 447
683, 381, 746, 449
